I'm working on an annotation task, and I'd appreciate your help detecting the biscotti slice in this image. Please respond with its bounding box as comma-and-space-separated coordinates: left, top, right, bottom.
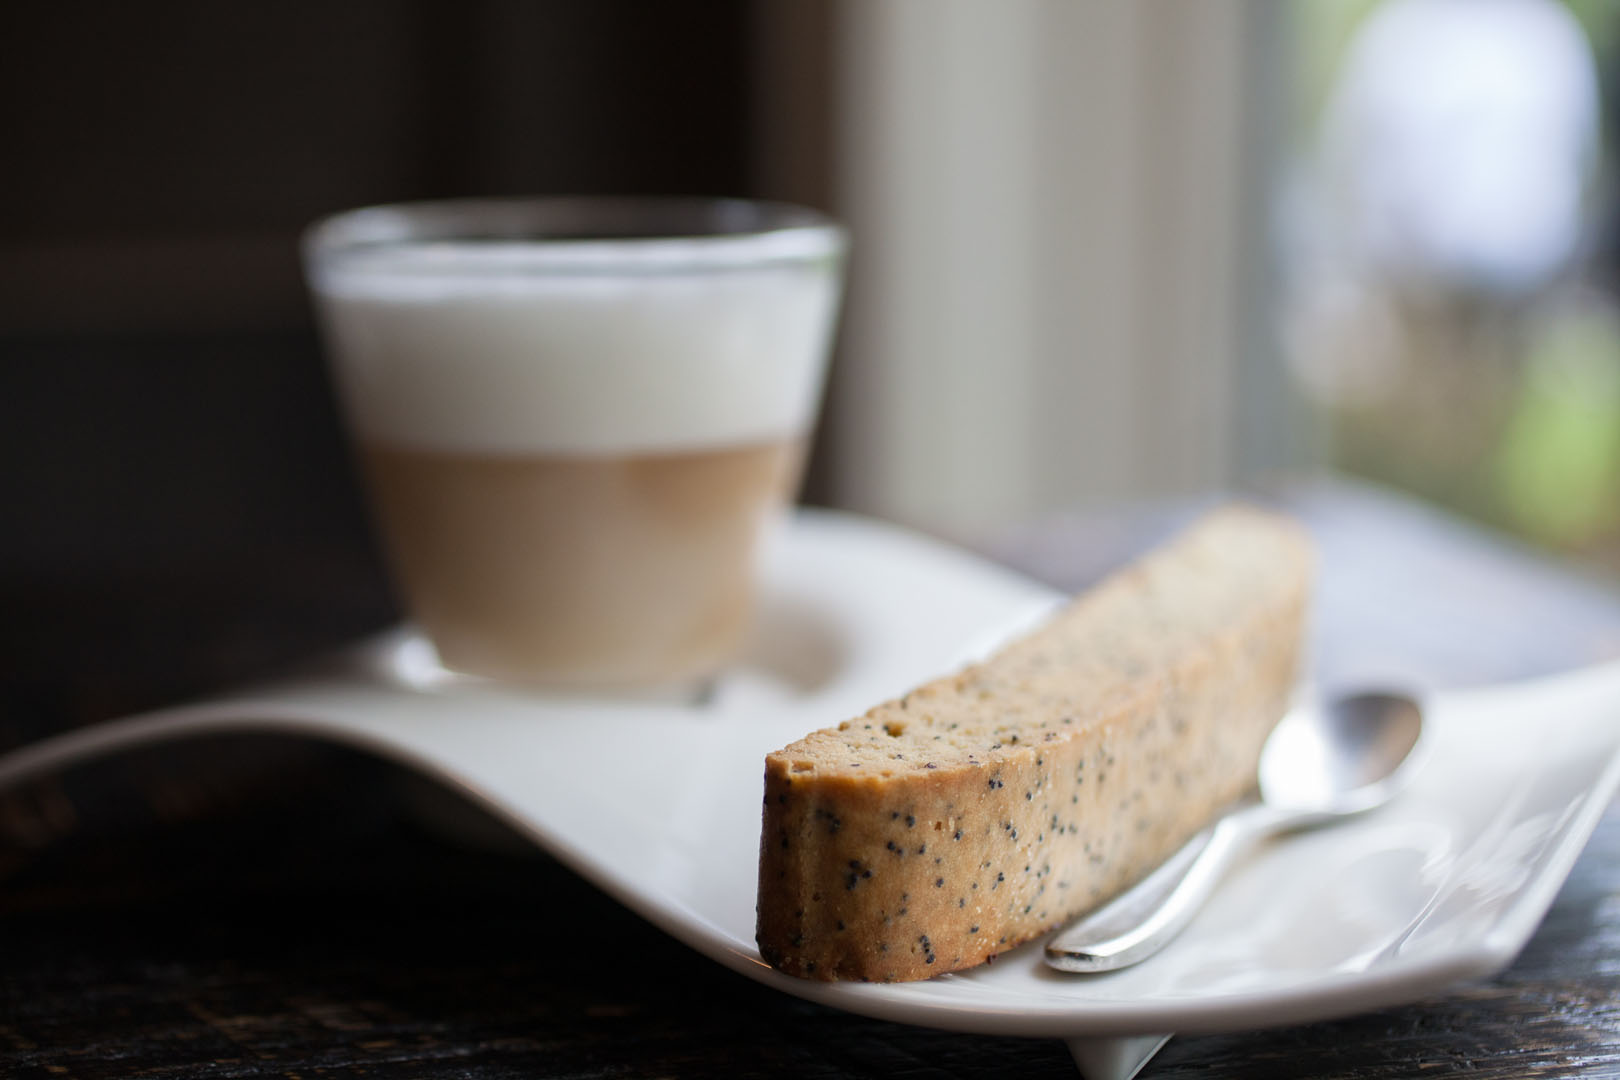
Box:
756, 506, 1312, 981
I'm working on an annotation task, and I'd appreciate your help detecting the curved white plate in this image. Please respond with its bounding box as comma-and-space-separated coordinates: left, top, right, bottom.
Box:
3, 510, 1619, 1044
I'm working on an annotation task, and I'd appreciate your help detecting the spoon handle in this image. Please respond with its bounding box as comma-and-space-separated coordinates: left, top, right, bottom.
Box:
1045, 802, 1293, 972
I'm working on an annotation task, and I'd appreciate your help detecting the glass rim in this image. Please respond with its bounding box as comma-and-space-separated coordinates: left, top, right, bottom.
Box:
304, 195, 846, 278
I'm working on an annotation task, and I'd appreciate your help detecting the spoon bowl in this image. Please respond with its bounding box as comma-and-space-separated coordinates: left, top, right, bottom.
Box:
1259, 692, 1425, 814
1046, 690, 1426, 973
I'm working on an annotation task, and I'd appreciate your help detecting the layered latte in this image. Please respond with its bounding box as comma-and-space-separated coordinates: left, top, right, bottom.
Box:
308, 207, 843, 686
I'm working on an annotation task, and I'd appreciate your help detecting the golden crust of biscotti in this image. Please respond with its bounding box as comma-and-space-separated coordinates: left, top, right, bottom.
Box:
755, 506, 1313, 981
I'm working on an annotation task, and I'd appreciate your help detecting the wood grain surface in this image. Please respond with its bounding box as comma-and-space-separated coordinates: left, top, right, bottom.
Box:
4, 480, 1619, 1078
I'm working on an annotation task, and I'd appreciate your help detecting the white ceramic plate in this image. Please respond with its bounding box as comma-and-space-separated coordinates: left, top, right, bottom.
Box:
3, 511, 1619, 1065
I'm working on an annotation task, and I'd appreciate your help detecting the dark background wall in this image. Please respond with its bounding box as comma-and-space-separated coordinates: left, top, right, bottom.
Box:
0, 2, 763, 728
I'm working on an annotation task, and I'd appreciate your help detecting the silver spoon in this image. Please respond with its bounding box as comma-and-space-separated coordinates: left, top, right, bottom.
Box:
1045, 691, 1425, 973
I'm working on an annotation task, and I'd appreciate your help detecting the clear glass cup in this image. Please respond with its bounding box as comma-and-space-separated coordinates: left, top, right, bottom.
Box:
303, 197, 846, 690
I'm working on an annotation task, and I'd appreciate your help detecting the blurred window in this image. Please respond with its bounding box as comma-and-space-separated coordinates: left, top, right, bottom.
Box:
1284, 0, 1620, 566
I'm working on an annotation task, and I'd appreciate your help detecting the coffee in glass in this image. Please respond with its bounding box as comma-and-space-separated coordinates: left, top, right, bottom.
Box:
304, 197, 845, 689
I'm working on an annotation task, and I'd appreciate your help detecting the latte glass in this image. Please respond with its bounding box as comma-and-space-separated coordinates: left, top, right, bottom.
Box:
303, 197, 846, 689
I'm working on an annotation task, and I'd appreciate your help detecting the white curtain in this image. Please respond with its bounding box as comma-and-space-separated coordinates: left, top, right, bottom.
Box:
811, 0, 1294, 536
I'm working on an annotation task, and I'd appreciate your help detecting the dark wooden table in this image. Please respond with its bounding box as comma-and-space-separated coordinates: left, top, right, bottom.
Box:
4, 481, 1620, 1078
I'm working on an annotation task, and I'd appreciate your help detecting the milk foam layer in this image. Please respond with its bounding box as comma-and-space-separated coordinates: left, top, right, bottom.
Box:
313, 257, 841, 455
